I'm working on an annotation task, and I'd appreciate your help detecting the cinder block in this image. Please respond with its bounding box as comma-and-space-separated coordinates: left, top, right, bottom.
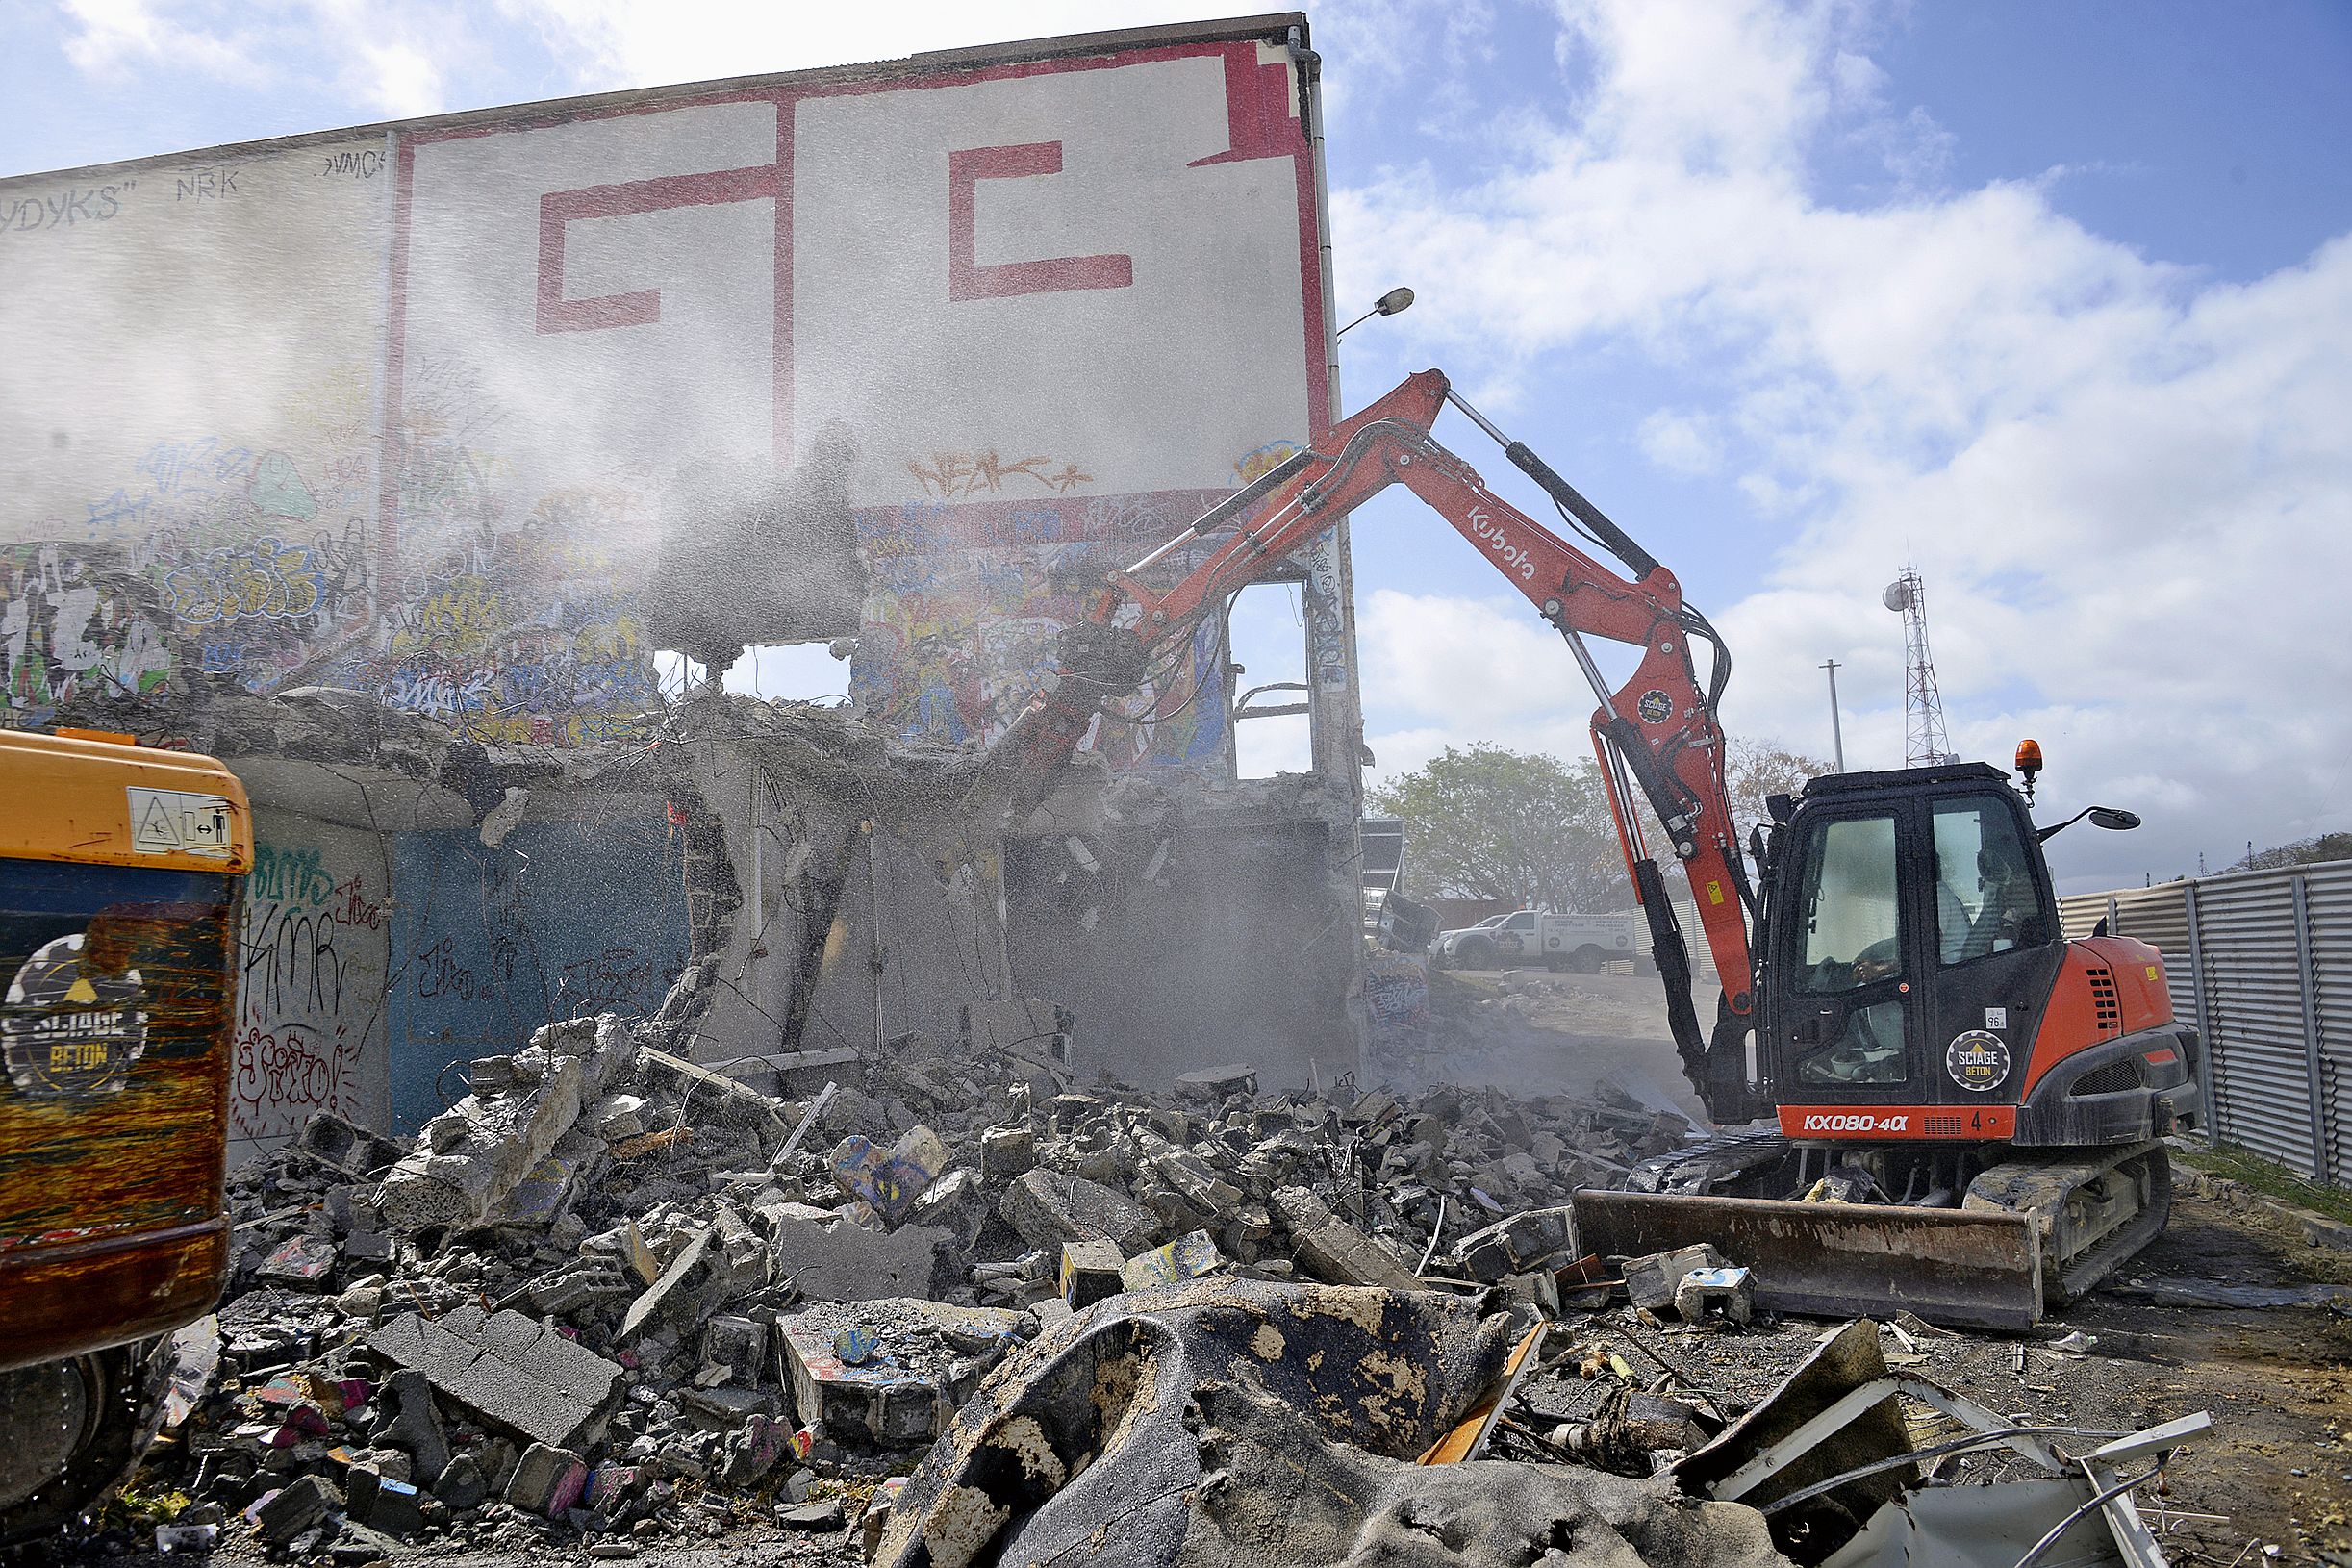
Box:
1059, 1240, 1125, 1309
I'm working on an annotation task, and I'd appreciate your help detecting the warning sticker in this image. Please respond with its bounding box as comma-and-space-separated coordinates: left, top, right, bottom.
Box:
126, 786, 236, 858
3, 933, 148, 1097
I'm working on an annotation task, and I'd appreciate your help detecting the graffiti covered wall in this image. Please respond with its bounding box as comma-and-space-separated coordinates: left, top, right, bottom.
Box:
1, 16, 1364, 1136
230, 818, 392, 1168
0, 21, 1336, 766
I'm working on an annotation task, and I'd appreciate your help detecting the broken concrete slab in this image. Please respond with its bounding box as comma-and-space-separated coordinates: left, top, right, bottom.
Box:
1625, 1243, 1730, 1313
769, 1215, 949, 1302
1269, 1186, 1422, 1290
1452, 1204, 1578, 1283
1173, 1063, 1260, 1100
620, 1225, 714, 1341
367, 1304, 623, 1451
375, 1015, 636, 1230
1000, 1169, 1155, 1255
638, 1047, 790, 1134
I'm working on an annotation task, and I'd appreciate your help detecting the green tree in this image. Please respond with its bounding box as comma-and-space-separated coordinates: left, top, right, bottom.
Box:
1724, 736, 1834, 848
1367, 745, 1632, 912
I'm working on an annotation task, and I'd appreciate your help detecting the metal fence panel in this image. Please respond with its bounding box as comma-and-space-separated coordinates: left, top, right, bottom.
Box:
2303, 863, 2352, 1188
2192, 871, 2325, 1176
2067, 866, 2349, 1183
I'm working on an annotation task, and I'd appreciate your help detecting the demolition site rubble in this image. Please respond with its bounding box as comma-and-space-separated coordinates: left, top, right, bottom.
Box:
86, 974, 2260, 1568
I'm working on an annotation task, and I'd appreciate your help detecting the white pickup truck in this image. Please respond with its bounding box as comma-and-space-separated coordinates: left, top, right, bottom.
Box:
1429, 908, 1649, 973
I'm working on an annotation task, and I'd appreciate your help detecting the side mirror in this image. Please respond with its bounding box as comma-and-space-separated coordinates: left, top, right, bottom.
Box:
2088, 807, 2141, 831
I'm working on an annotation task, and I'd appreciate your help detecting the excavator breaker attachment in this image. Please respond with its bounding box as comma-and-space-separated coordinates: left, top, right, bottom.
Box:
1572, 1190, 2046, 1332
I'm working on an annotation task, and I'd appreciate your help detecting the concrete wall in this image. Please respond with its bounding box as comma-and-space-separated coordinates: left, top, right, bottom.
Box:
6, 16, 1370, 1153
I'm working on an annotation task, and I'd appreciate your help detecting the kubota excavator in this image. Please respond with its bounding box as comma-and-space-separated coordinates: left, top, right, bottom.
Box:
985, 368, 2202, 1329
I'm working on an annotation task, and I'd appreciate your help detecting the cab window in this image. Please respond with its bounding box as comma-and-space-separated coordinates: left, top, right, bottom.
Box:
1794, 814, 1902, 996
1933, 797, 2041, 964
1503, 912, 1536, 933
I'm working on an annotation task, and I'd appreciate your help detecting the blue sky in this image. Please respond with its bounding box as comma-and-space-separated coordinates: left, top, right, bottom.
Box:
7, 0, 2351, 889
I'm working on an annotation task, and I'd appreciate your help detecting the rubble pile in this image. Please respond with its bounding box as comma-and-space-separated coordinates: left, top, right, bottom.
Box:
138, 1001, 1712, 1560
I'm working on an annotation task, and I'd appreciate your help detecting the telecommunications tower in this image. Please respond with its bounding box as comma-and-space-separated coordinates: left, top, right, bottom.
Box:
1882, 566, 1955, 767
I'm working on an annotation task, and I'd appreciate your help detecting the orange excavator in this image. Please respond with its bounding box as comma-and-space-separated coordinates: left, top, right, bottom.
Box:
986, 369, 2202, 1328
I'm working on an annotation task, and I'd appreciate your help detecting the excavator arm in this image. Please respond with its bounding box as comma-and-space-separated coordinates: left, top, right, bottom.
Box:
986, 369, 1765, 1121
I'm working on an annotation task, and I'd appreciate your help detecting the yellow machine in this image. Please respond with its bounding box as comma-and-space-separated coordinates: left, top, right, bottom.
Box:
0, 730, 251, 1541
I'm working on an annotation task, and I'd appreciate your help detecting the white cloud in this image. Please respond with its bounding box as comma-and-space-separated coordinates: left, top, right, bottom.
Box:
56, 0, 483, 118
1636, 407, 1723, 474
61, 0, 258, 82
494, 0, 1250, 94
1334, 0, 2352, 885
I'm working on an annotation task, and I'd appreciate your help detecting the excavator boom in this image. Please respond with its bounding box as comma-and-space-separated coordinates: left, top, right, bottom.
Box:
988, 369, 1761, 1118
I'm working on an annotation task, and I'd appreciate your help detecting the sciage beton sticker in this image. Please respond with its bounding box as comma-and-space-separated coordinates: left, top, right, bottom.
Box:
1945, 1029, 2011, 1093
1636, 690, 1674, 724
2, 933, 148, 1097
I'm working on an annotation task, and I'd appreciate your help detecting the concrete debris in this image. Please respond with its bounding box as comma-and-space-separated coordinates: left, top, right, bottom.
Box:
102, 990, 2205, 1565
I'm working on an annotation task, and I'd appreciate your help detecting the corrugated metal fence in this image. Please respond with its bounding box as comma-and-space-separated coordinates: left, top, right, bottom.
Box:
2060, 862, 2351, 1188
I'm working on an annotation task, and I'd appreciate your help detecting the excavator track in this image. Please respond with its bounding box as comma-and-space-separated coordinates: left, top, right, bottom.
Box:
1963, 1140, 2172, 1304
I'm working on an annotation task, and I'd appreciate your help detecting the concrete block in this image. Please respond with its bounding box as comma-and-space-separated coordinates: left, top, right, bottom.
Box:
1058, 1240, 1125, 1309
430, 1454, 487, 1511
255, 1474, 342, 1544
978, 1125, 1035, 1177
1000, 1169, 1155, 1255
702, 1315, 770, 1384
773, 1300, 1023, 1451
903, 1167, 988, 1248
367, 1305, 622, 1451
376, 1368, 450, 1484
1173, 1064, 1259, 1100
1623, 1243, 1728, 1313
1672, 1264, 1755, 1327
506, 1441, 589, 1517
1453, 1205, 1578, 1283
1269, 1187, 1421, 1290
769, 1215, 948, 1302
294, 1112, 406, 1180
829, 1125, 948, 1224
344, 1466, 424, 1537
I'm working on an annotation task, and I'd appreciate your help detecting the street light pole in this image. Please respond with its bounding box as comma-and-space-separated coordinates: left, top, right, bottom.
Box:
1822, 659, 1846, 773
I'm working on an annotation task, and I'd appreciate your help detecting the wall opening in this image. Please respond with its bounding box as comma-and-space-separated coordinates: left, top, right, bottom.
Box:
653, 649, 708, 701
1225, 581, 1312, 778
724, 640, 853, 704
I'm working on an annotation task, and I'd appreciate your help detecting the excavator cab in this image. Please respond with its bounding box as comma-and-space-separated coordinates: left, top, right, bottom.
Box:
1754, 762, 2067, 1123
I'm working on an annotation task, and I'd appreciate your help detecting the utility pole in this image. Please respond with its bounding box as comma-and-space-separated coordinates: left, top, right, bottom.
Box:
1820, 659, 1846, 772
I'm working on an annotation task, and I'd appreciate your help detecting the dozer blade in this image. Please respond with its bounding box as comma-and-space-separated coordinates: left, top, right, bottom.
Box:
1573, 1189, 2045, 1332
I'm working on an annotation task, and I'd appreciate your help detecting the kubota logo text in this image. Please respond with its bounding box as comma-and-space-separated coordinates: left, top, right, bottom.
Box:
1466, 506, 1536, 581
1798, 1112, 1909, 1134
